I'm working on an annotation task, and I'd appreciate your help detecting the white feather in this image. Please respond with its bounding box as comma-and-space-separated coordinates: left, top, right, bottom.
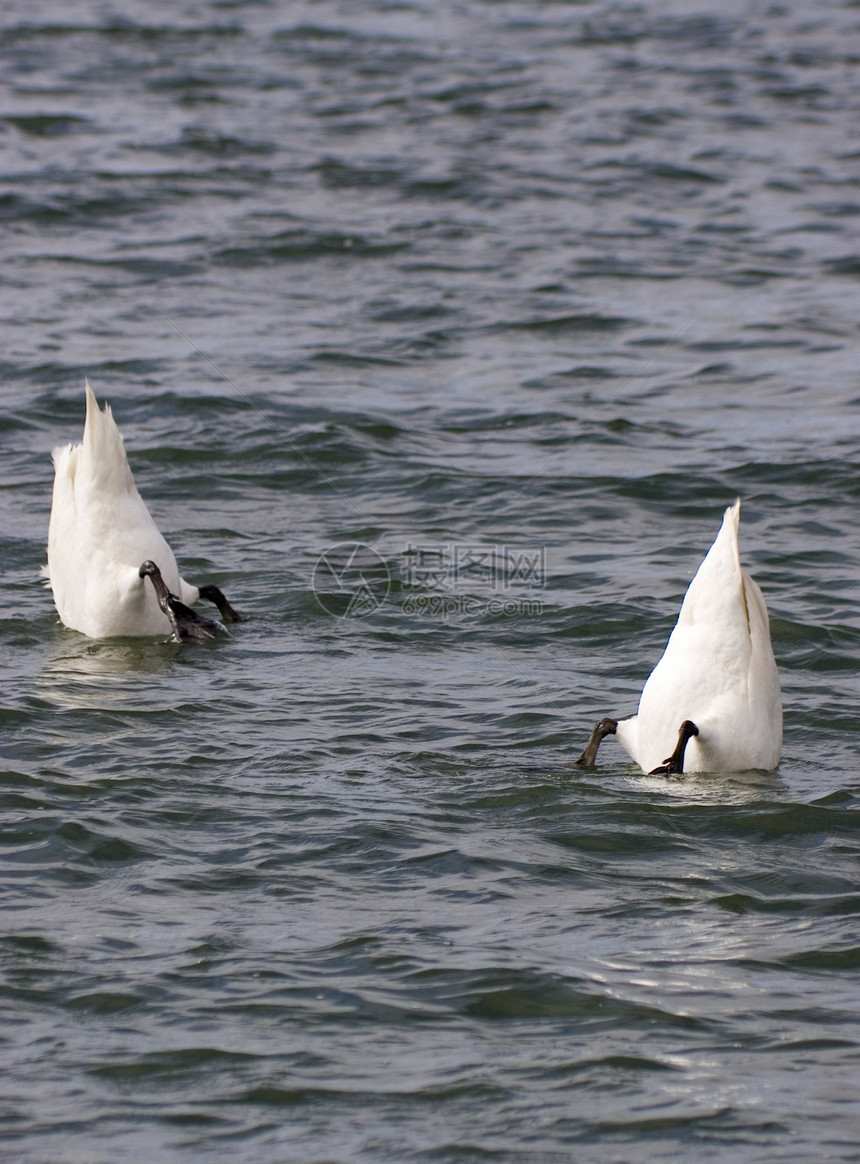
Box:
46, 381, 199, 638
615, 500, 782, 773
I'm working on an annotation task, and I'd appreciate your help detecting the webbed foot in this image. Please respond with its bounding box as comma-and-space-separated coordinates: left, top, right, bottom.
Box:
140, 560, 224, 643
649, 720, 699, 776
198, 583, 242, 624
572, 717, 618, 767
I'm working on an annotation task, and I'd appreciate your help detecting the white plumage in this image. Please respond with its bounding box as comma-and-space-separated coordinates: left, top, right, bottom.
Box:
46, 381, 200, 638
614, 500, 782, 773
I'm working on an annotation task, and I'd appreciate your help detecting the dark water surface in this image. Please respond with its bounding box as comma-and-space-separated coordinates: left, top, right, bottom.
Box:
2, 1, 860, 1161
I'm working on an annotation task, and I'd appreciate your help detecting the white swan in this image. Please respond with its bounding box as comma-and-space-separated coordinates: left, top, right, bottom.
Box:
46, 380, 239, 640
575, 501, 782, 774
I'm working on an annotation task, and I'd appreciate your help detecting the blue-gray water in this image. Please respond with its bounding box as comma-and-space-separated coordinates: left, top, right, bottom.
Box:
2, 2, 860, 1161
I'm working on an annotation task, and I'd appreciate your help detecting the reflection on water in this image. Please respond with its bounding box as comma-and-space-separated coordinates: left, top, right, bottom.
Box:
629, 766, 789, 805
37, 633, 183, 708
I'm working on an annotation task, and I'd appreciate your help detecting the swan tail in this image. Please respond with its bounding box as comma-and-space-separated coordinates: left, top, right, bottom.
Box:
673, 499, 752, 682
81, 379, 136, 494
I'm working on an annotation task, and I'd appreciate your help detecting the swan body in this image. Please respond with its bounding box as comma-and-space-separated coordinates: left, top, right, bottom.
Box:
46, 381, 201, 638
613, 500, 782, 773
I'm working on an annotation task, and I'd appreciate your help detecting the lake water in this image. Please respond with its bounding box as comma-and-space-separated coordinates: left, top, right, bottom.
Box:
2, 1, 860, 1161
